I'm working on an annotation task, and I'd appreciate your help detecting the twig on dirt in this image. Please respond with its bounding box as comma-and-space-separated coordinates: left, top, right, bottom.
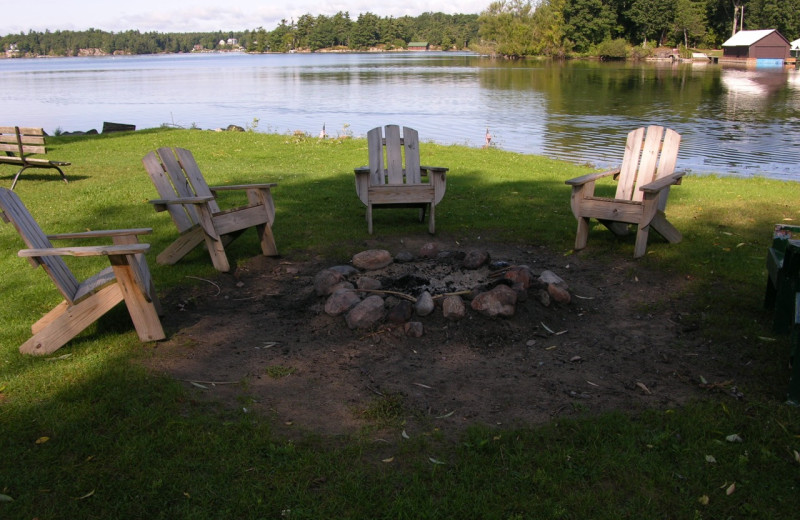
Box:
356, 289, 417, 302
180, 379, 238, 385
487, 265, 518, 278
185, 276, 221, 296
413, 382, 433, 389
432, 290, 473, 300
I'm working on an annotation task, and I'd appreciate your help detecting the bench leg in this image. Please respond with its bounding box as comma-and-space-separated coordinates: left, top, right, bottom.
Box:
10, 166, 25, 191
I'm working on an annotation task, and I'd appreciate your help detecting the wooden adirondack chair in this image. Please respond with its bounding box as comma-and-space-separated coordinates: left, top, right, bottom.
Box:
565, 126, 686, 258
0, 187, 165, 355
142, 147, 278, 272
354, 125, 448, 234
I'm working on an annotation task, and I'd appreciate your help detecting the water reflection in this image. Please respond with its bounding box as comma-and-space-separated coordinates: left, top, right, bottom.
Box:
0, 53, 798, 179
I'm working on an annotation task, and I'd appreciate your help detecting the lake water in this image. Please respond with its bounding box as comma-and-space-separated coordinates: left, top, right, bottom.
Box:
2, 52, 799, 179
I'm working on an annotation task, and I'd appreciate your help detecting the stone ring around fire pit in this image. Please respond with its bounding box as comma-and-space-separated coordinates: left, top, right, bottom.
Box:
313, 243, 572, 337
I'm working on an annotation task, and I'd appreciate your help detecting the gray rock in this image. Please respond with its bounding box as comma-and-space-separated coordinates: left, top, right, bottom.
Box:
539, 270, 567, 290
324, 289, 361, 316
387, 300, 413, 323
314, 268, 345, 296
346, 295, 385, 329
356, 277, 382, 291
394, 250, 415, 263
329, 265, 359, 277
352, 249, 393, 270
404, 322, 424, 337
414, 290, 435, 316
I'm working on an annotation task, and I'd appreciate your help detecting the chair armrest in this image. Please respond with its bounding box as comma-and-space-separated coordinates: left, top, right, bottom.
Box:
565, 168, 621, 186
354, 166, 370, 175
47, 229, 153, 240
149, 196, 215, 205
19, 243, 150, 258
639, 170, 687, 194
209, 183, 277, 192
420, 165, 449, 173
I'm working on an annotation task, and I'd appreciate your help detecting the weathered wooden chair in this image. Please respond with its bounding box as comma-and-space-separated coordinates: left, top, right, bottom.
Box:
565, 126, 686, 258
354, 125, 448, 234
142, 147, 278, 272
765, 224, 800, 333
0, 187, 165, 355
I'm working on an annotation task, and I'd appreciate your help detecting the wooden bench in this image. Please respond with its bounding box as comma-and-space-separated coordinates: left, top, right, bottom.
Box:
0, 126, 70, 190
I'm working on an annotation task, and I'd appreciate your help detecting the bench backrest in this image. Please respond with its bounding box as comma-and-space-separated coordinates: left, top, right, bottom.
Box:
0, 126, 47, 157
142, 147, 221, 233
367, 125, 423, 186
615, 126, 681, 203
0, 188, 80, 302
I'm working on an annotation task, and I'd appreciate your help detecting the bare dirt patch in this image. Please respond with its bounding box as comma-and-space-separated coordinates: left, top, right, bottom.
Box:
140, 236, 733, 439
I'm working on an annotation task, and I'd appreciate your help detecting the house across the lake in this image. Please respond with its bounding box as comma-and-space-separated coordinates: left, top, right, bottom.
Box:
408, 42, 429, 51
721, 29, 790, 67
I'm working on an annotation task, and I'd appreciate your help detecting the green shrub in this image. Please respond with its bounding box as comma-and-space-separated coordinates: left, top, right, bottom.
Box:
596, 38, 629, 60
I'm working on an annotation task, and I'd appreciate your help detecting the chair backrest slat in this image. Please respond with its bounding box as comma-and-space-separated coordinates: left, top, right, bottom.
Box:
367, 125, 425, 186
0, 188, 80, 301
142, 150, 197, 233
384, 125, 405, 185
173, 148, 222, 214
614, 126, 680, 203
403, 126, 421, 184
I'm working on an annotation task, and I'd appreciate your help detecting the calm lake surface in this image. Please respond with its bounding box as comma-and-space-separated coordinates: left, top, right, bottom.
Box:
2, 52, 799, 179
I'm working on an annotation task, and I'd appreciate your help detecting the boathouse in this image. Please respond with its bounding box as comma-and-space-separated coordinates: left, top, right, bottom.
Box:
408, 42, 429, 51
721, 29, 790, 66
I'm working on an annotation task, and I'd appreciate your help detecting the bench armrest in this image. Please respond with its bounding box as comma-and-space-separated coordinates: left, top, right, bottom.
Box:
19, 243, 150, 258
565, 168, 621, 186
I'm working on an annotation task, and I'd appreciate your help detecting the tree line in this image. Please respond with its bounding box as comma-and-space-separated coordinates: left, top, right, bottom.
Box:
479, 0, 800, 58
0, 12, 479, 57
1, 1, 797, 59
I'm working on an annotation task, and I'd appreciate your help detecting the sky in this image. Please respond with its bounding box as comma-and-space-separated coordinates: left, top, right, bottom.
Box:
2, 1, 489, 35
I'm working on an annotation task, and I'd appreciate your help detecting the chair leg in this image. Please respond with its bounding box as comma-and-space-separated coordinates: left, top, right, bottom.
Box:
633, 224, 651, 258
788, 293, 800, 405
157, 227, 205, 265
110, 261, 166, 342
367, 203, 374, 234
428, 203, 435, 234
574, 218, 590, 250
20, 284, 123, 355
256, 223, 279, 257
203, 235, 231, 272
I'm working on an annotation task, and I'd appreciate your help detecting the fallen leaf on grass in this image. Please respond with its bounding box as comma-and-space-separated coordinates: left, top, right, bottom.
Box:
401, 430, 410, 440
726, 434, 743, 443
35, 436, 49, 444
0, 494, 13, 502
436, 411, 455, 419
698, 495, 709, 505
382, 457, 394, 463
190, 382, 208, 389
726, 482, 736, 495
429, 457, 446, 465
75, 489, 95, 500
794, 450, 800, 464
705, 455, 717, 463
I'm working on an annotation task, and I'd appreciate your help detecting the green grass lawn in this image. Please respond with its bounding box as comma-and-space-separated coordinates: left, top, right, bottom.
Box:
1, 128, 799, 519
